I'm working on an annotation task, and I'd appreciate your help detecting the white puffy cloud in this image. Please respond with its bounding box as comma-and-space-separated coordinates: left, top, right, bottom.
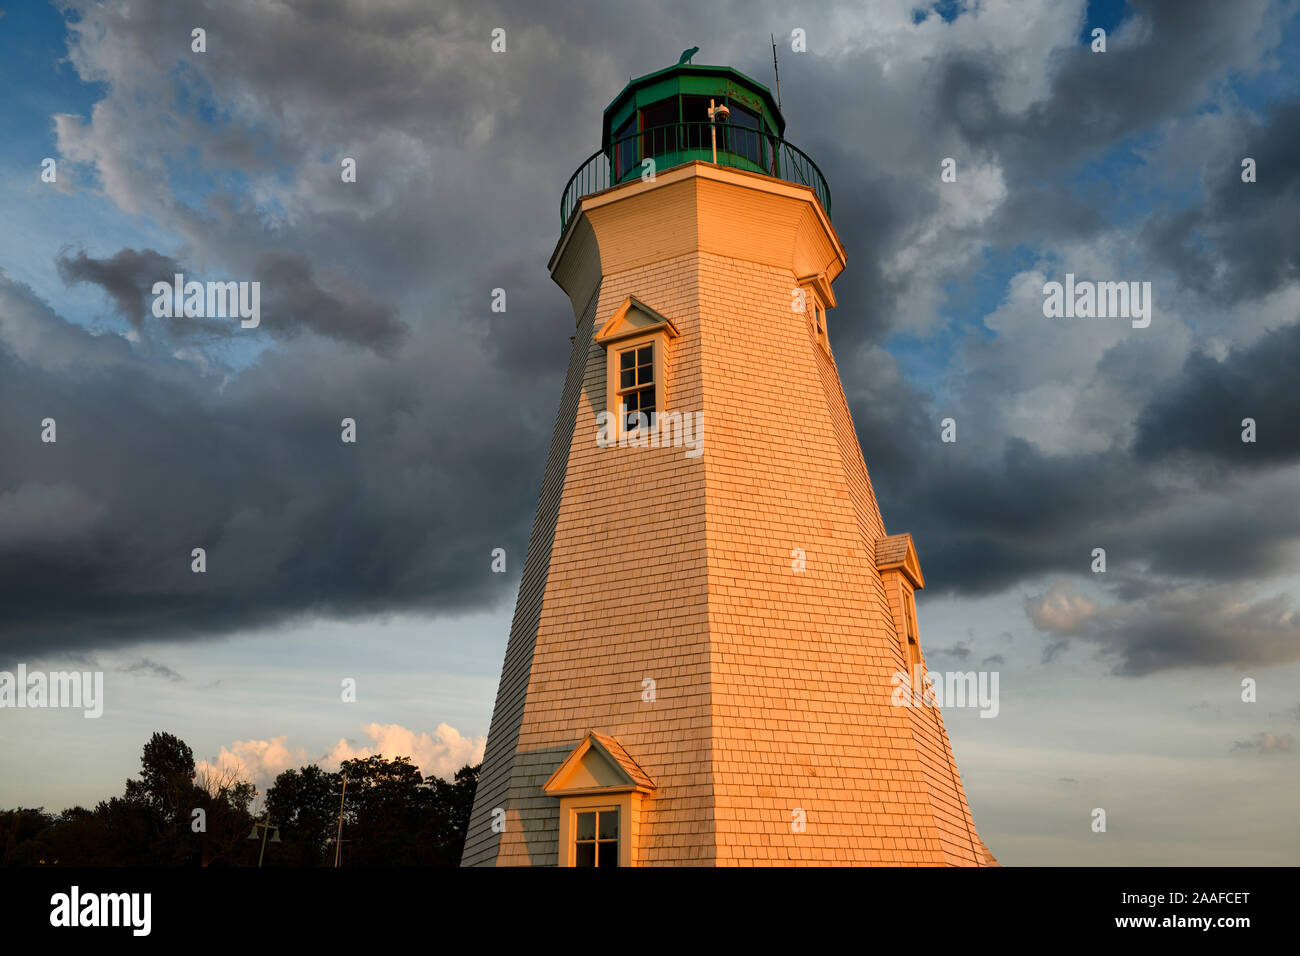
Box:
196, 723, 485, 793
1025, 581, 1097, 635
195, 735, 308, 792
323, 722, 485, 781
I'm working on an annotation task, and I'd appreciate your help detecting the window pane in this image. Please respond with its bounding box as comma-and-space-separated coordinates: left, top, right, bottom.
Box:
726, 104, 762, 165
620, 369, 635, 389
576, 811, 596, 841
730, 104, 760, 129
620, 350, 635, 370
640, 99, 678, 155
599, 809, 619, 840
641, 387, 655, 411
575, 842, 596, 867
637, 346, 652, 366
598, 841, 619, 867
613, 116, 637, 181
682, 95, 710, 123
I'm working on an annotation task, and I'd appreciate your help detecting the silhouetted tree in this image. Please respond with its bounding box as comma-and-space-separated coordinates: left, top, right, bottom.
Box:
2, 733, 478, 866
424, 764, 479, 866
265, 764, 340, 866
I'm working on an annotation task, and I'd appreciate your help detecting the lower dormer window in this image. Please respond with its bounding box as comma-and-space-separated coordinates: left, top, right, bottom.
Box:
574, 807, 620, 867
543, 731, 656, 867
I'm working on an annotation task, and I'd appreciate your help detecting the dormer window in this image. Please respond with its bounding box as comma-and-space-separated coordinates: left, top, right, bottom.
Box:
813, 302, 828, 349
875, 533, 927, 697
904, 590, 923, 691
543, 731, 656, 867
595, 296, 679, 441
617, 343, 656, 431
574, 807, 620, 867
798, 272, 836, 355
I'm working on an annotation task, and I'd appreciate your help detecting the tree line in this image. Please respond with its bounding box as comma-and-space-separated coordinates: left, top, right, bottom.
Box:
0, 732, 478, 866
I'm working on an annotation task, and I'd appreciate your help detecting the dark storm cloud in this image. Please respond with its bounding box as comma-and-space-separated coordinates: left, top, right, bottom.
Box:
55, 246, 409, 351
861, 344, 1300, 598
1134, 319, 1300, 465
1144, 95, 1300, 303
937, 0, 1272, 168
852, 319, 1300, 674
804, 160, 914, 351
1024, 580, 1300, 675
55, 247, 181, 326
254, 250, 408, 352
0, 271, 553, 663
478, 252, 574, 376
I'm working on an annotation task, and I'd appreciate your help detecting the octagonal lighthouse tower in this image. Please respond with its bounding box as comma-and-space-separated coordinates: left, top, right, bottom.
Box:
462, 60, 996, 866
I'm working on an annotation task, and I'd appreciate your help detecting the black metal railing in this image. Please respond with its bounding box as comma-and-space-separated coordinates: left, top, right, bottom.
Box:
560, 121, 832, 230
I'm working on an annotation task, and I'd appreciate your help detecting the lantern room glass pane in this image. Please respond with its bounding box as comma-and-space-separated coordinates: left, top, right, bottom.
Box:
682, 95, 711, 148
640, 99, 678, 156
728, 104, 763, 166
613, 116, 637, 180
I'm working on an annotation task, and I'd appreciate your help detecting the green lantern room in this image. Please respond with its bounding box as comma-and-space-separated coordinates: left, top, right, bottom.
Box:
560, 52, 831, 230
602, 61, 785, 184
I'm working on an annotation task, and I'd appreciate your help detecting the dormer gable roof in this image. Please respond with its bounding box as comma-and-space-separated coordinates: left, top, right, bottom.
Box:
594, 296, 680, 348
875, 532, 925, 590
542, 731, 656, 796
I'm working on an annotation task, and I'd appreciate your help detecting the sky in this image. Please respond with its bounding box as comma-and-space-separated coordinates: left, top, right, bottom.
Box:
1, 0, 1298, 865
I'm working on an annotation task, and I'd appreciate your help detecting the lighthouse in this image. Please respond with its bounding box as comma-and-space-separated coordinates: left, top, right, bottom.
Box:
462, 59, 996, 866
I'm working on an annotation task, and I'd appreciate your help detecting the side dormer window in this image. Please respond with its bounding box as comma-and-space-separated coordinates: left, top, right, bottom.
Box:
617, 343, 656, 431
798, 272, 835, 356
903, 587, 923, 692
874, 533, 927, 701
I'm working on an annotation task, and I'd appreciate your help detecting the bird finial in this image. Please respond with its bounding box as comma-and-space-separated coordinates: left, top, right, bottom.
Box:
678, 46, 699, 65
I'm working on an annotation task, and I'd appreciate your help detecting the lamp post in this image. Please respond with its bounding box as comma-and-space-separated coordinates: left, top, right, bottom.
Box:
246, 812, 280, 867
334, 773, 348, 868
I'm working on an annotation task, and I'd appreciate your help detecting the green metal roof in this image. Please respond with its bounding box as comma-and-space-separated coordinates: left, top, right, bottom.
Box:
601, 62, 786, 148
